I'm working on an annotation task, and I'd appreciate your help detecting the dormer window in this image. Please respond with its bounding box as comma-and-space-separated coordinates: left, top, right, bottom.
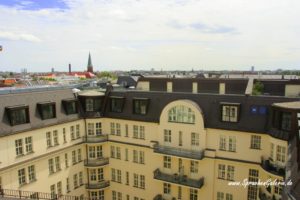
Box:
273, 111, 291, 131
85, 98, 101, 112
220, 103, 240, 122
62, 99, 78, 115
37, 102, 56, 120
133, 98, 149, 115
110, 97, 125, 113
6, 105, 30, 126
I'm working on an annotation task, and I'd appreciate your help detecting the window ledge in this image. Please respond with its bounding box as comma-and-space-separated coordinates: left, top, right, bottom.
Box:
28, 179, 37, 184
250, 147, 261, 150
16, 154, 25, 158
26, 151, 34, 155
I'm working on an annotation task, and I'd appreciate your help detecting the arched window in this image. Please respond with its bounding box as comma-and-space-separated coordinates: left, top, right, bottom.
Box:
168, 105, 195, 124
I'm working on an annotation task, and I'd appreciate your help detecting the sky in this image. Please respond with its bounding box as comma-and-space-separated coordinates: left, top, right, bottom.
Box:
0, 0, 299, 72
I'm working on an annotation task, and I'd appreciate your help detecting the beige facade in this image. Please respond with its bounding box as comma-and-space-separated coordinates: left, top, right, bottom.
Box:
0, 99, 289, 200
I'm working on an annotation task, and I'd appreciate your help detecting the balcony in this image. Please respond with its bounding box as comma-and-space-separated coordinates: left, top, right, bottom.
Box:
85, 180, 110, 190
84, 158, 109, 167
83, 134, 108, 143
153, 168, 204, 189
153, 143, 204, 160
261, 158, 285, 177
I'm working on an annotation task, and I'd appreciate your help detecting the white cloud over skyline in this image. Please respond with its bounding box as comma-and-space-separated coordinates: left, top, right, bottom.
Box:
0, 0, 299, 72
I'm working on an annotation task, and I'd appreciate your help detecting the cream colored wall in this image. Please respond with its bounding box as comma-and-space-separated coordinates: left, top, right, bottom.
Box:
285, 85, 300, 97
136, 81, 150, 91
167, 82, 173, 92
192, 82, 198, 93
219, 83, 225, 94
0, 98, 290, 200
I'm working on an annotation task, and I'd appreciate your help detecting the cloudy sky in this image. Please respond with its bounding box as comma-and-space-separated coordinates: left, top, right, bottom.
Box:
0, 0, 299, 72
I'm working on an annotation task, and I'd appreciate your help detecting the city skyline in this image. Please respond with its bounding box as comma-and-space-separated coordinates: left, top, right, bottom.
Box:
0, 0, 300, 72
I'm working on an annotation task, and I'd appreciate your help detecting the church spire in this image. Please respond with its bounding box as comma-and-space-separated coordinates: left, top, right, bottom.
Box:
87, 52, 93, 73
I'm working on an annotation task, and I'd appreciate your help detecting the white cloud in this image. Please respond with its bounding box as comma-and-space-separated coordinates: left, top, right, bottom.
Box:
0, 0, 299, 71
0, 31, 41, 42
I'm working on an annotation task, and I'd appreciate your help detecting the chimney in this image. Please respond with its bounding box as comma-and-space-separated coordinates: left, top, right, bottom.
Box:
69, 63, 71, 74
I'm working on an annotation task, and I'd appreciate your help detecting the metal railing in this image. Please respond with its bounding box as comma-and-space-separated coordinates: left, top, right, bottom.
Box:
153, 143, 204, 160
260, 158, 285, 176
85, 180, 110, 190
0, 188, 90, 200
83, 135, 108, 143
153, 168, 204, 189
84, 158, 109, 167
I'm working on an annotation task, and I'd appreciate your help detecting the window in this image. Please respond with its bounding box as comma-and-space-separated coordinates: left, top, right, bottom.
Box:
226, 193, 233, 200
274, 184, 283, 195
111, 123, 116, 135
28, 165, 36, 182
178, 186, 182, 199
37, 102, 56, 120
217, 192, 224, 200
73, 174, 78, 189
125, 148, 129, 161
134, 173, 138, 187
15, 139, 23, 156
163, 183, 171, 194
116, 123, 121, 136
57, 181, 62, 196
76, 124, 80, 138
6, 105, 29, 126
250, 135, 261, 149
125, 124, 129, 137
276, 145, 286, 162
281, 112, 291, 131
219, 135, 226, 151
62, 99, 77, 115
163, 156, 171, 169
77, 149, 82, 162
228, 136, 236, 152
126, 171, 129, 185
116, 147, 121, 159
168, 105, 195, 124
218, 164, 225, 179
140, 175, 145, 189
112, 191, 117, 200
190, 161, 198, 173
133, 150, 138, 163
270, 143, 274, 161
111, 168, 116, 181
66, 178, 70, 192
18, 168, 26, 186
179, 131, 183, 146
70, 126, 75, 140
63, 128, 67, 143
48, 159, 55, 174
133, 98, 149, 115
55, 156, 61, 171
50, 184, 56, 199
96, 122, 102, 135
90, 169, 97, 181
72, 150, 77, 164
79, 171, 83, 185
221, 103, 240, 122
111, 146, 116, 158
227, 165, 234, 181
65, 153, 69, 168
53, 130, 59, 146
139, 151, 145, 164
247, 169, 259, 200
110, 97, 124, 112
190, 189, 198, 200
191, 132, 199, 146
164, 129, 171, 143
87, 123, 94, 135
117, 170, 122, 183
133, 125, 145, 139
86, 98, 94, 112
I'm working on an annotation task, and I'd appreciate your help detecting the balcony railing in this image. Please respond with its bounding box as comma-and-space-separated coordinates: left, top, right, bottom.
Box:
83, 135, 108, 143
261, 158, 285, 177
0, 188, 91, 200
84, 158, 109, 167
85, 180, 110, 190
153, 143, 204, 160
153, 168, 204, 189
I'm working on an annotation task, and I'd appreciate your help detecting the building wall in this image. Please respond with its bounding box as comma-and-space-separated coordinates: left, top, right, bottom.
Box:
0, 99, 289, 200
